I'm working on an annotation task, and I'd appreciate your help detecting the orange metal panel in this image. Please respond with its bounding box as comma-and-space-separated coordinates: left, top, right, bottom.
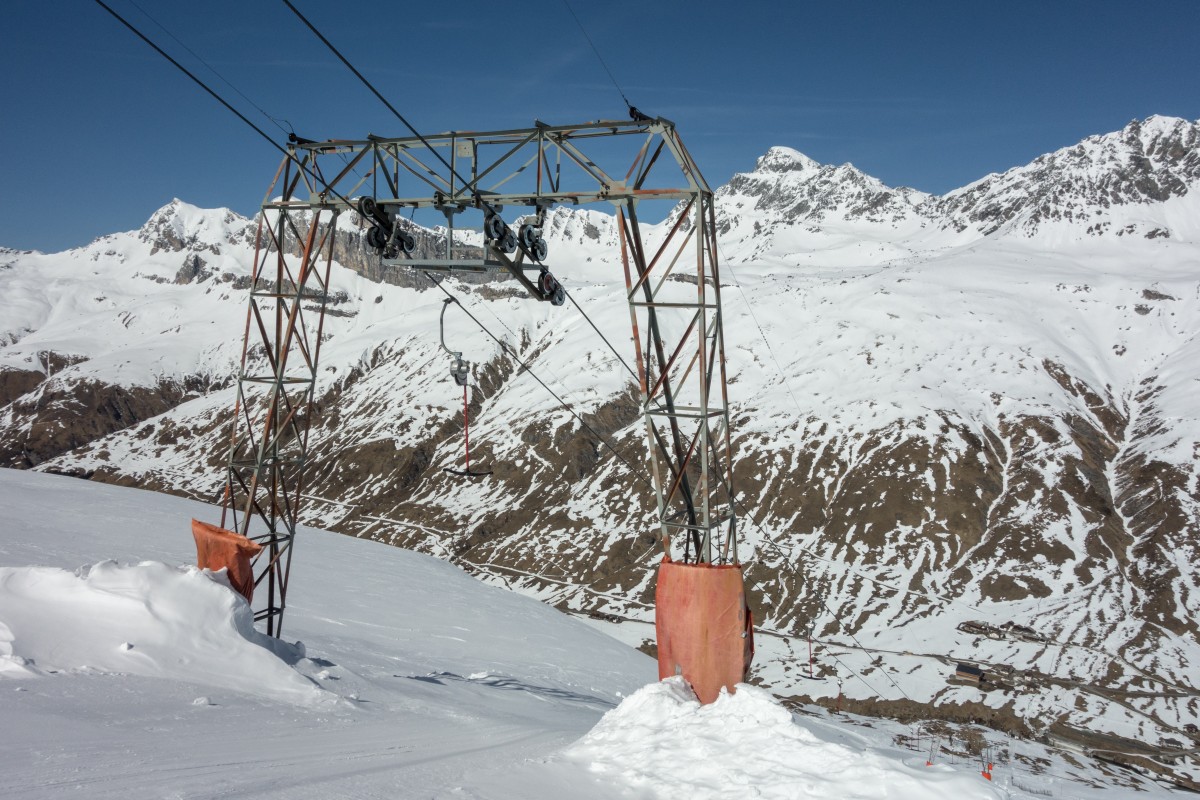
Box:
192, 519, 263, 603
655, 559, 754, 704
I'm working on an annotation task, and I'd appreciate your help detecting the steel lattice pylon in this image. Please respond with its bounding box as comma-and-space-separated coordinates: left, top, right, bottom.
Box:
218, 152, 340, 636
220, 117, 740, 641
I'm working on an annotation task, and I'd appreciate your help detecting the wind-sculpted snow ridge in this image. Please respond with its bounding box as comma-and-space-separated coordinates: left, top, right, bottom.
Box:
565, 678, 1002, 800
0, 559, 329, 704
3, 117, 1200, 767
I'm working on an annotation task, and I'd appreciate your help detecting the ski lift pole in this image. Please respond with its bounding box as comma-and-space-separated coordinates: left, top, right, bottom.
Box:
462, 382, 470, 473
437, 296, 490, 478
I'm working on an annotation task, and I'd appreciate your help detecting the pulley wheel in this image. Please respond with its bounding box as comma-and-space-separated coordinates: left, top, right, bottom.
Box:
485, 214, 507, 241
366, 225, 388, 250
519, 223, 540, 250
397, 230, 416, 255
499, 231, 517, 254
531, 238, 548, 262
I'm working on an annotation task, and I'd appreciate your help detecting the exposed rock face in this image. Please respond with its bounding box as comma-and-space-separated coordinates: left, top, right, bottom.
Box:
0, 368, 44, 409
0, 374, 228, 469
175, 253, 211, 284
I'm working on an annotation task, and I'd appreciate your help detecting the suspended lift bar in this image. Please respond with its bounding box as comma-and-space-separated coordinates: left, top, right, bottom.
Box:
439, 297, 491, 478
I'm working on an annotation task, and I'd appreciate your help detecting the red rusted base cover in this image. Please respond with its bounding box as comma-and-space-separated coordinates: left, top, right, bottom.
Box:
191, 519, 263, 603
655, 558, 754, 704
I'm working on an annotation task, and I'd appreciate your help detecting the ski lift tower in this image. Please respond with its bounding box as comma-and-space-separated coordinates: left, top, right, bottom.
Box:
198, 116, 752, 702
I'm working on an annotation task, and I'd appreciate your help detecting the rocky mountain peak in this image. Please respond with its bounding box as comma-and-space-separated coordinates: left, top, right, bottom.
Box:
1119, 114, 1200, 182
754, 146, 822, 174
137, 199, 252, 255
717, 147, 930, 236
936, 115, 1200, 237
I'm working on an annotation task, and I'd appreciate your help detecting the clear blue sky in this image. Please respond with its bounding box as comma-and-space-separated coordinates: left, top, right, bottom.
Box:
3, 1, 1198, 252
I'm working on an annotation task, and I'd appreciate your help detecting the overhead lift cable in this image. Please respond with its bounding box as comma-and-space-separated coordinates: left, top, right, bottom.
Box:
97, 0, 650, 502
125, 0, 295, 138
94, 1, 299, 163
424, 273, 652, 492
561, 0, 634, 112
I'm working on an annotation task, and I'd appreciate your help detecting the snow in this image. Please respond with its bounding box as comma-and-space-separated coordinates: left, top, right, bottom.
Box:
0, 560, 322, 703
0, 470, 649, 798
0, 468, 1159, 799
566, 678, 1002, 799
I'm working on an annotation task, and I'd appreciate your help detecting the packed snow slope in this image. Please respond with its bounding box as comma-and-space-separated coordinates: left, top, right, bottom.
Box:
0, 468, 1035, 800
3, 115, 1200, 754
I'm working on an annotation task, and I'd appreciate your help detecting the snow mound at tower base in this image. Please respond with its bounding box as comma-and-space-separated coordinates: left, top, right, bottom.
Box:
565, 677, 1003, 800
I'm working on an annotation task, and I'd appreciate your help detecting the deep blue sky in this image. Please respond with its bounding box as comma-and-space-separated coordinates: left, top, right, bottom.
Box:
3, 1, 1198, 252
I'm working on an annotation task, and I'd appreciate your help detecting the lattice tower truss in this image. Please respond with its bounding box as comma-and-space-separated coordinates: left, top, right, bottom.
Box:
219, 117, 738, 635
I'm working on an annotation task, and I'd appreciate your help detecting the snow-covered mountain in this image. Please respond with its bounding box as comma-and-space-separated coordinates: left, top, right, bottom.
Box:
937, 115, 1200, 238
713, 114, 1200, 264
3, 116, 1200, 780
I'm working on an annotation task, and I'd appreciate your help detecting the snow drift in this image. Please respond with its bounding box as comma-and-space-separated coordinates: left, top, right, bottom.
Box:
0, 559, 326, 704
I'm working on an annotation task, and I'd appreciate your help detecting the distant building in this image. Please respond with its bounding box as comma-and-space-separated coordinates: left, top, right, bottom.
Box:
955, 663, 984, 685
